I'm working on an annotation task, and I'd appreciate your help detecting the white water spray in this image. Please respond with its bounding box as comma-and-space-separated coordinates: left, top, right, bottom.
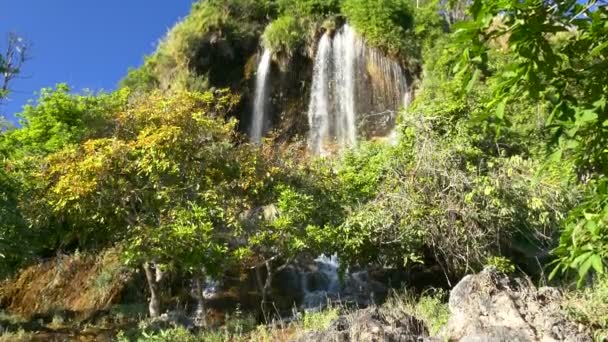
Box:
250, 49, 272, 143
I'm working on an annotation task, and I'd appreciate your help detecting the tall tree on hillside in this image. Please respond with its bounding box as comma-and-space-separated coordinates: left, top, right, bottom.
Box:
0, 33, 30, 105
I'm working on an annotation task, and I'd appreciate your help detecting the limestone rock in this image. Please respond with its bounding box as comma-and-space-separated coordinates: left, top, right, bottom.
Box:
440, 267, 591, 342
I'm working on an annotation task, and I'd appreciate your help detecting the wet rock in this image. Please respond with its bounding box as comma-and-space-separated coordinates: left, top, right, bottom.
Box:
293, 307, 427, 342
440, 267, 592, 342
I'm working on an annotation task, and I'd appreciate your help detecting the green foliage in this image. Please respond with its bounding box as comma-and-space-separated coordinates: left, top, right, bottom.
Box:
337, 142, 391, 202
0, 84, 128, 275
36, 90, 245, 273
246, 150, 344, 267
485, 256, 516, 274
0, 164, 26, 276
120, 63, 159, 93
341, 0, 415, 56
277, 0, 341, 18
551, 178, 608, 286
262, 16, 305, 55
453, 0, 608, 283
0, 84, 129, 158
125, 0, 276, 92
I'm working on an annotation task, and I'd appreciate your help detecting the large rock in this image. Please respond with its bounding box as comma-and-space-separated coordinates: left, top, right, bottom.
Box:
440, 267, 591, 342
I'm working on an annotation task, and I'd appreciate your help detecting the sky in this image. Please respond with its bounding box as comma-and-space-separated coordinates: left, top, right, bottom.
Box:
0, 0, 195, 123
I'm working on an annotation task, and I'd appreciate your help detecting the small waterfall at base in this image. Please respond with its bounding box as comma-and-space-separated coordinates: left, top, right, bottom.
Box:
308, 34, 332, 155
295, 254, 383, 311
250, 49, 272, 143
301, 255, 342, 310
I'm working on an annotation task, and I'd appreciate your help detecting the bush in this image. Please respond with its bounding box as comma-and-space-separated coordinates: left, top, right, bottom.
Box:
262, 16, 305, 55
331, 114, 574, 277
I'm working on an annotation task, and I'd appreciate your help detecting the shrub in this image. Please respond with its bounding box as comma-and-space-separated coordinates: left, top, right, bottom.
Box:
485, 256, 516, 274
551, 178, 608, 287
120, 63, 159, 93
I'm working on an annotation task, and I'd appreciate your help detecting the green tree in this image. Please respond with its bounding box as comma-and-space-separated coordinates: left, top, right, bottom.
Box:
0, 84, 129, 157
35, 90, 259, 317
453, 0, 608, 283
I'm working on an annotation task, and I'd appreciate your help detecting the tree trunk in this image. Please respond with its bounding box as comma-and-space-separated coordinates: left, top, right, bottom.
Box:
194, 273, 207, 328
255, 260, 273, 321
143, 262, 161, 318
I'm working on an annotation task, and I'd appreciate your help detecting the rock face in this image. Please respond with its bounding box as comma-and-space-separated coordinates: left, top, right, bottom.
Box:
294, 307, 427, 342
440, 267, 591, 342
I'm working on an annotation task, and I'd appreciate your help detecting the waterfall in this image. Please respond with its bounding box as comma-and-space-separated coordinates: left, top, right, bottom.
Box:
250, 49, 272, 143
333, 24, 358, 147
301, 255, 342, 309
308, 33, 332, 155
307, 24, 408, 154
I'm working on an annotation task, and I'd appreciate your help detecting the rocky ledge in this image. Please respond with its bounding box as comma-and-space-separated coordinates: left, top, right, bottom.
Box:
297, 268, 591, 342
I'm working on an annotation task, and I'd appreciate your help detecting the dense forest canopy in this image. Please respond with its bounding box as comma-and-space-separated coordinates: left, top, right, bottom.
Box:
0, 0, 607, 339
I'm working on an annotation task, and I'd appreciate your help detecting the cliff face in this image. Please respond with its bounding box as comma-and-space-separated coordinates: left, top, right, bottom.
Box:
121, 1, 417, 148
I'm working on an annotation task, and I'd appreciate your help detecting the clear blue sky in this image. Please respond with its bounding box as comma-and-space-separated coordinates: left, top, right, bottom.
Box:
0, 0, 195, 123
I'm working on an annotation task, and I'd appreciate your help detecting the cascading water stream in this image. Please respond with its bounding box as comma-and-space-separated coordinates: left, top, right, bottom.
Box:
307, 24, 408, 154
250, 49, 272, 143
333, 24, 358, 147
308, 33, 332, 155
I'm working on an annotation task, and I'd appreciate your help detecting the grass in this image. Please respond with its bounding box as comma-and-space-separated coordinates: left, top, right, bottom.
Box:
118, 291, 449, 342
0, 328, 33, 342
381, 289, 449, 335
301, 307, 340, 331
564, 275, 608, 341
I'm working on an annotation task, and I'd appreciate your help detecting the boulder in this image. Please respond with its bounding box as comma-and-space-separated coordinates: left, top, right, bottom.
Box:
440, 267, 591, 342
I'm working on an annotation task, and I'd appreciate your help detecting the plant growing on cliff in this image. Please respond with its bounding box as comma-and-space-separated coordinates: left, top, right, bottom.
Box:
277, 0, 341, 18
262, 16, 305, 56
341, 0, 415, 56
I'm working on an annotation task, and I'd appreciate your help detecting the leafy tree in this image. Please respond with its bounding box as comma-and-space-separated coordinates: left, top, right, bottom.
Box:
35, 90, 251, 317
453, 0, 608, 283
0, 84, 129, 158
